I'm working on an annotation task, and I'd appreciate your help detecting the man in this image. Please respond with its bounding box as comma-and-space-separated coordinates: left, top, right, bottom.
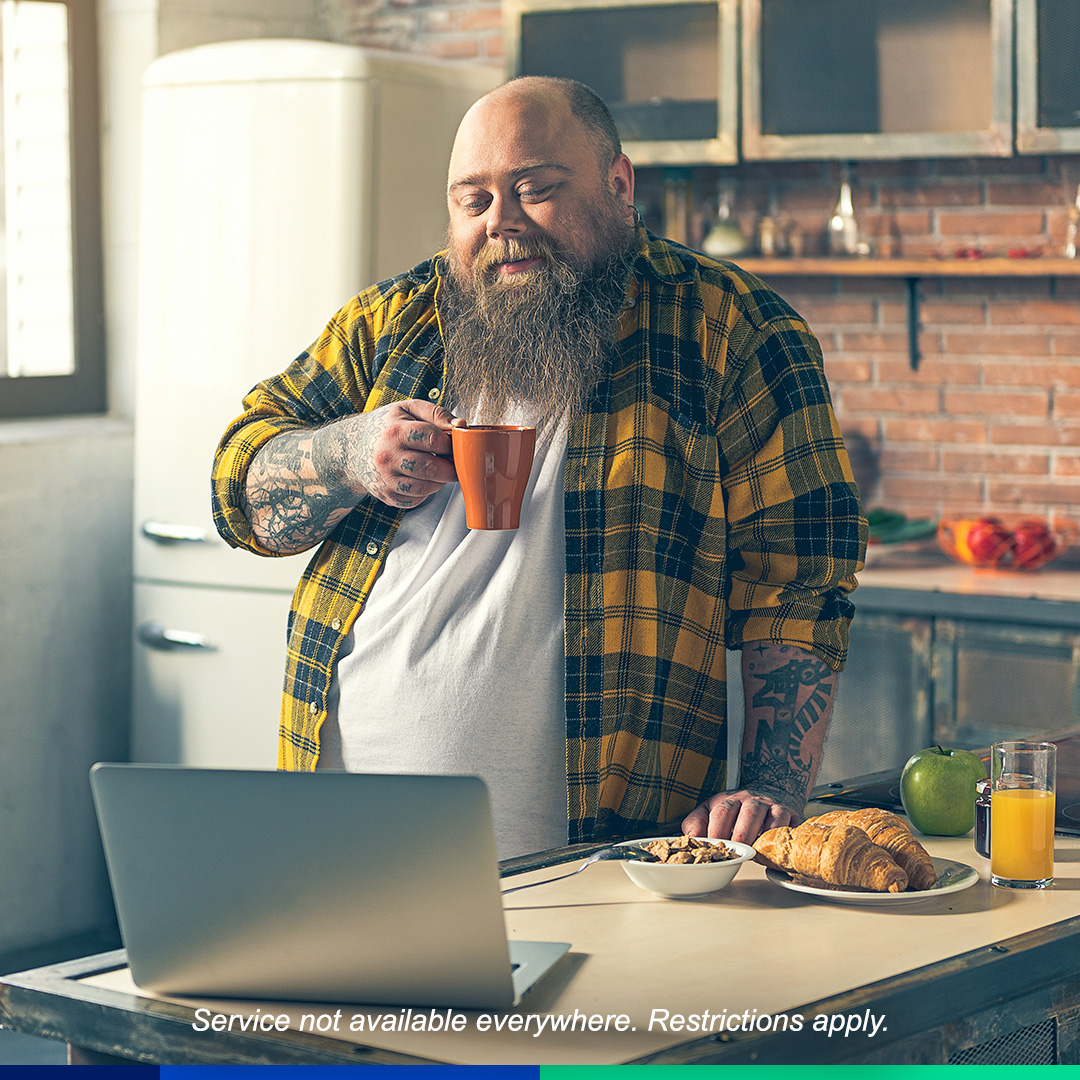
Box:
212, 76, 866, 858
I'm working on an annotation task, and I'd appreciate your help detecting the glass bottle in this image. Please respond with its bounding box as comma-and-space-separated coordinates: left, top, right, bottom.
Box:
702, 188, 749, 258
754, 188, 780, 257
1065, 182, 1080, 259
828, 174, 859, 256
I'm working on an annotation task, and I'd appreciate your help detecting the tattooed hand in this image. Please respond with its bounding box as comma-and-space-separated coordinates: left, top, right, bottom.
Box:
242, 399, 457, 554
682, 789, 800, 846
342, 400, 457, 509
681, 641, 838, 845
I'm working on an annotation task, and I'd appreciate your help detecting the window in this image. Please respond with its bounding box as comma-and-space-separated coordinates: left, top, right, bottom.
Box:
0, 0, 103, 419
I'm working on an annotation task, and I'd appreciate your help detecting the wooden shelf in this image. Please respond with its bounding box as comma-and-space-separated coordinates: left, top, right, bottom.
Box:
736, 256, 1080, 277
732, 256, 1080, 372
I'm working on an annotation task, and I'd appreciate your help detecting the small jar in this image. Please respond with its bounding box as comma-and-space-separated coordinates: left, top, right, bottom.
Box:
974, 778, 991, 858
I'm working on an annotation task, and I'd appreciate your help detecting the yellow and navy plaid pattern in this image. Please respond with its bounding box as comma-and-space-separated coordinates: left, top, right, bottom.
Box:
212, 227, 867, 844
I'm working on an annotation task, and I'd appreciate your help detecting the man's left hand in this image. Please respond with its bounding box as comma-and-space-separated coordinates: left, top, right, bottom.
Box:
681, 789, 801, 846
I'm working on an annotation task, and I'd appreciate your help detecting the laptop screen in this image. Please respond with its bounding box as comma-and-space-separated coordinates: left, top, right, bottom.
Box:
90, 765, 566, 1008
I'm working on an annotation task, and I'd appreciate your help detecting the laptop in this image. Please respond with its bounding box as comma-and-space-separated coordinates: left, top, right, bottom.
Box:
89, 764, 570, 1009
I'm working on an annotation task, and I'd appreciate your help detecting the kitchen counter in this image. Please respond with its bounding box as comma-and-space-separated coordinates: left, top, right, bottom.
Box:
4, 810, 1080, 1065
857, 543, 1080, 626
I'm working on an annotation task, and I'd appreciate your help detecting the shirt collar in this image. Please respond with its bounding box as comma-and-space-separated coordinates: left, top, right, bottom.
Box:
632, 223, 699, 286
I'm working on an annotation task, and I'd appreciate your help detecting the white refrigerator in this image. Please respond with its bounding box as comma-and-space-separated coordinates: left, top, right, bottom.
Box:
132, 40, 496, 767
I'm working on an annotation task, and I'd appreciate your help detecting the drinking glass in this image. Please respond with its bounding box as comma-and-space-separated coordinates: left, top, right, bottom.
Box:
990, 741, 1056, 889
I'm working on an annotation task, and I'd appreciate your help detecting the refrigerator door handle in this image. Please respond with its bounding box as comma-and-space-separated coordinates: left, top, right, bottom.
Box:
138, 621, 217, 652
141, 521, 211, 544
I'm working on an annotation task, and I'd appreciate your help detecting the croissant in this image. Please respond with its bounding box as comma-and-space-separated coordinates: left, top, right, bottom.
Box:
811, 808, 937, 890
754, 822, 909, 893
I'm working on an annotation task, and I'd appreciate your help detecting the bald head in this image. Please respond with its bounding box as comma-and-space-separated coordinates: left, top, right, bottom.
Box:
475, 77, 623, 170
449, 77, 621, 195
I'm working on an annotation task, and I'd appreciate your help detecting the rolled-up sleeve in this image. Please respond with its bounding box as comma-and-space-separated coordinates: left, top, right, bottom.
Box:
211, 296, 377, 555
719, 309, 867, 670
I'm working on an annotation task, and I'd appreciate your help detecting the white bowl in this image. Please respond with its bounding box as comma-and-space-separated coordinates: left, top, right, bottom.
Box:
615, 837, 757, 898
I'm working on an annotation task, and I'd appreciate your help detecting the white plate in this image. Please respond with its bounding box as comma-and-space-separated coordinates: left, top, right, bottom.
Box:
765, 856, 979, 906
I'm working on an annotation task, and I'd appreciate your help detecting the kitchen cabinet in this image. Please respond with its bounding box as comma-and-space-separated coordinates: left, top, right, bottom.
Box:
840, 575, 1080, 768
741, 0, 1014, 160
509, 0, 1052, 165
503, 0, 739, 163
932, 618, 1080, 749
1016, 0, 1080, 152
817, 611, 933, 785
788, 583, 1080, 785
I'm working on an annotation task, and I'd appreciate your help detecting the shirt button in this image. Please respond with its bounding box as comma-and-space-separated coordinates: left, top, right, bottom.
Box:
366, 541, 379, 556
331, 618, 341, 631
309, 701, 318, 715
428, 387, 440, 400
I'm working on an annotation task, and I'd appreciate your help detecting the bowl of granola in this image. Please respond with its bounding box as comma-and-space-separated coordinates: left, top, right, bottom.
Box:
615, 835, 756, 898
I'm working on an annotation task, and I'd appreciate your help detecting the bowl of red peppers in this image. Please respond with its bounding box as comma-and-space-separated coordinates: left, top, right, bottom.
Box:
937, 514, 1078, 570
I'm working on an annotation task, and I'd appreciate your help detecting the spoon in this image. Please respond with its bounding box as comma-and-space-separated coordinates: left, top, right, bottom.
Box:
500, 846, 651, 894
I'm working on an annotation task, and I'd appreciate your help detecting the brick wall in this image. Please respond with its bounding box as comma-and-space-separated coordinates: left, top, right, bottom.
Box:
791, 268, 1080, 520
333, 3, 1080, 523
336, 0, 503, 62
641, 155, 1080, 521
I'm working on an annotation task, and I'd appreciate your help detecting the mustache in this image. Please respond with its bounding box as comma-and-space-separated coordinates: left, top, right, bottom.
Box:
470, 236, 562, 277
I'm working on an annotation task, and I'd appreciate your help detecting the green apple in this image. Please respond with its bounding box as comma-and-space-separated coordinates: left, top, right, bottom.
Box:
899, 745, 987, 836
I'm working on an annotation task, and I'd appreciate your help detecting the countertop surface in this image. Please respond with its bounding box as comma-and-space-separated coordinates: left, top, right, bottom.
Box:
74, 814, 1080, 1066
859, 542, 1080, 607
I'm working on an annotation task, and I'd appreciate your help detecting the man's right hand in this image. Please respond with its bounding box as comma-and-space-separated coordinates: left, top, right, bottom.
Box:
242, 398, 458, 555
346, 399, 457, 509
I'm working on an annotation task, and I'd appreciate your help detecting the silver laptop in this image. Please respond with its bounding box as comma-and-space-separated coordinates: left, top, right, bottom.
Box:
90, 764, 569, 1009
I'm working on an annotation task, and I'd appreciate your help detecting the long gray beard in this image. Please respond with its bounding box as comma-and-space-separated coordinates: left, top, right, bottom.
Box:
440, 244, 635, 434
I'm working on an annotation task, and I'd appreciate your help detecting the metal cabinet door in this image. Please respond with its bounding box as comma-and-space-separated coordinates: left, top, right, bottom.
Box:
933, 618, 1080, 749
816, 611, 934, 785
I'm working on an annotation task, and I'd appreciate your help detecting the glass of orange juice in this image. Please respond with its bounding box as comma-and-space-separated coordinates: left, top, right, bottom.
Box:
990, 740, 1056, 889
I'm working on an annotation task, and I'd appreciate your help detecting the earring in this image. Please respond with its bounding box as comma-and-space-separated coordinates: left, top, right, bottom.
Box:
631, 205, 642, 227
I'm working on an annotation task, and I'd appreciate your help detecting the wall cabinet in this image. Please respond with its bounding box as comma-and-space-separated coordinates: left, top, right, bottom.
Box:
506, 0, 1075, 163
503, 0, 739, 164
742, 0, 1013, 160
1016, 0, 1080, 152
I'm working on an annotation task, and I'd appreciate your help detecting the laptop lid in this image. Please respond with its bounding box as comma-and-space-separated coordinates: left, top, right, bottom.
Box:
90, 764, 569, 1009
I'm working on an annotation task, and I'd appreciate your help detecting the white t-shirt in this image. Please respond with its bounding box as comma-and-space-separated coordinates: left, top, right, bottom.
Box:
317, 423, 569, 859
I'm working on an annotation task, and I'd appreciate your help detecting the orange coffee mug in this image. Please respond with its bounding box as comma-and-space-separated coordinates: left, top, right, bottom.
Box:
450, 425, 537, 530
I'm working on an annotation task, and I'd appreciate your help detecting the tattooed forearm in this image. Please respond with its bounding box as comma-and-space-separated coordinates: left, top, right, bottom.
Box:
239, 402, 456, 553
738, 642, 837, 814
242, 420, 361, 554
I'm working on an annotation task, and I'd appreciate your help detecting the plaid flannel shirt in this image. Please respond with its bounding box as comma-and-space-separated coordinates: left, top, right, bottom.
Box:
212, 226, 866, 843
